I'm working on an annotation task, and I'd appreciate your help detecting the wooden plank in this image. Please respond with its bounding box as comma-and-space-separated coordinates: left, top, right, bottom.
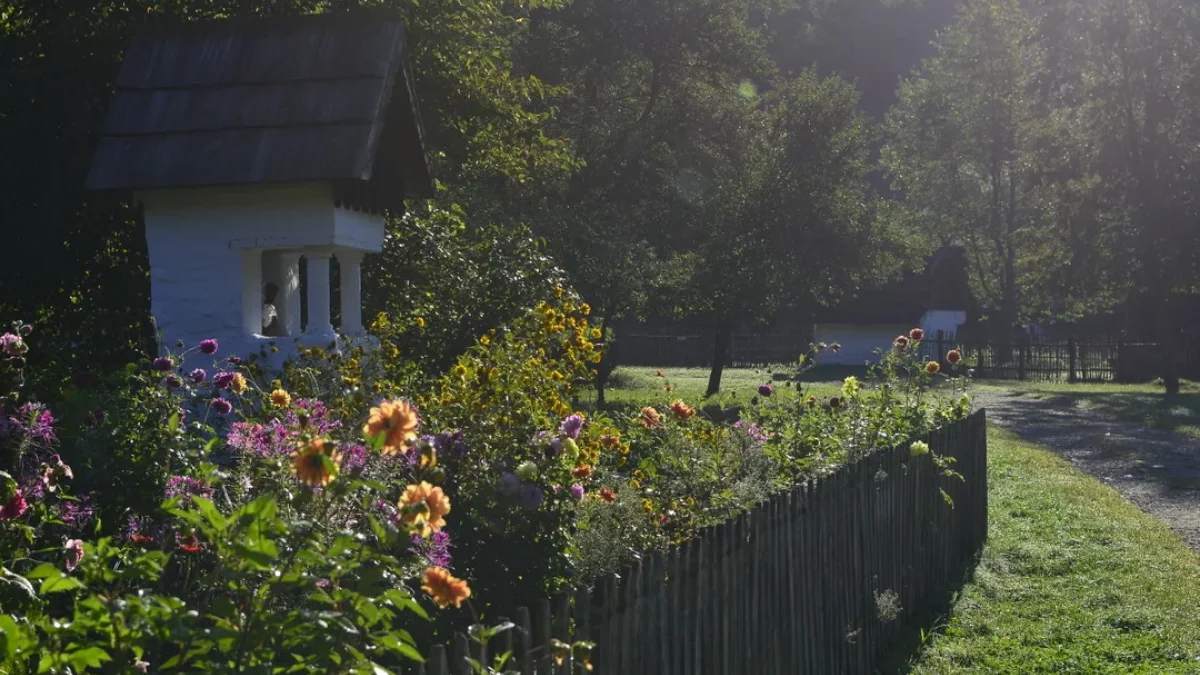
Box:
518, 606, 534, 675
116, 18, 403, 89
86, 123, 376, 191
537, 598, 553, 675
427, 645, 448, 675
103, 79, 387, 136
554, 594, 570, 675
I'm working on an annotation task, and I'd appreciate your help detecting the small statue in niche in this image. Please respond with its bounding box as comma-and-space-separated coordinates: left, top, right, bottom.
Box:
262, 282, 281, 336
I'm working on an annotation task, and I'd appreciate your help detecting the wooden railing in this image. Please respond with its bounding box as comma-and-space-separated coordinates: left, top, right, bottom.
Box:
404, 411, 989, 674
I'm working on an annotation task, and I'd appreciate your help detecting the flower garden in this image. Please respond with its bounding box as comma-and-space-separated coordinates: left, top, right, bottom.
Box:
0, 298, 973, 673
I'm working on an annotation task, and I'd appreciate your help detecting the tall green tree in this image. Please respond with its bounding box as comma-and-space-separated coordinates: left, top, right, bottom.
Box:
516, 0, 793, 399
882, 0, 1043, 340
1036, 0, 1200, 394
694, 71, 883, 396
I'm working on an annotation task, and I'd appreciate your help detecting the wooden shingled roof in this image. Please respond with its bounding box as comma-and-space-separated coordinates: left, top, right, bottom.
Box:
85, 11, 433, 213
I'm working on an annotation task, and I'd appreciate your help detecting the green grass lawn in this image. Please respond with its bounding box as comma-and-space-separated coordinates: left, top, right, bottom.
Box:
574, 365, 843, 412
974, 379, 1200, 440
906, 428, 1200, 674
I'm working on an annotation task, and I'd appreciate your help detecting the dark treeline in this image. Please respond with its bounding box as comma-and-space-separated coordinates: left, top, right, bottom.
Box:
1, 0, 1196, 395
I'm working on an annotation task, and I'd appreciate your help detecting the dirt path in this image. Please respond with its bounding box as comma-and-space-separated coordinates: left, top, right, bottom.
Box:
973, 388, 1200, 552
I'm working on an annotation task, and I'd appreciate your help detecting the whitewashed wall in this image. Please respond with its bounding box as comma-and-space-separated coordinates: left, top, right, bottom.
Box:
812, 324, 910, 366
137, 183, 384, 368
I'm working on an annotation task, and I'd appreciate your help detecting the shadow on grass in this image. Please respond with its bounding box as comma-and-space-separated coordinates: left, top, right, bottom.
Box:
874, 553, 982, 675
1029, 390, 1200, 439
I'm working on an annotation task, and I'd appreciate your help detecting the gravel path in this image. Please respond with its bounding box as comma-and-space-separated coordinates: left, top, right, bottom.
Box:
974, 388, 1200, 552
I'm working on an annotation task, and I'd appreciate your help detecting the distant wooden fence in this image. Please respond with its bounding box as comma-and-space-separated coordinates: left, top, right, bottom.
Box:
406, 412, 989, 674
917, 332, 1200, 383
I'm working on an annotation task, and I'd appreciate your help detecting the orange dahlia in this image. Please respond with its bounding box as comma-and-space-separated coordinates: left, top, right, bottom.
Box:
670, 400, 696, 420
639, 407, 662, 429
571, 465, 593, 480
363, 399, 419, 455
909, 328, 925, 342
422, 567, 471, 609
400, 481, 450, 536
947, 349, 962, 365
291, 439, 341, 487
599, 488, 617, 504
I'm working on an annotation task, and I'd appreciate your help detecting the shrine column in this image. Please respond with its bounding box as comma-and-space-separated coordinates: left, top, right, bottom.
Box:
337, 250, 366, 335
305, 249, 335, 338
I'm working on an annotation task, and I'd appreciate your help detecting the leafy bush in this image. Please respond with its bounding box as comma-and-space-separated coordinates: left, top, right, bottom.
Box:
1, 305, 969, 673
0, 311, 598, 673
566, 331, 973, 577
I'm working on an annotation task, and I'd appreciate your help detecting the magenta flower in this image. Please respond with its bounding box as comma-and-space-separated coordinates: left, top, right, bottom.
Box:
210, 398, 233, 415
188, 368, 207, 384
198, 339, 219, 355
212, 372, 236, 389
57, 496, 95, 531
0, 490, 29, 521
9, 402, 56, 446
152, 357, 173, 372
409, 530, 453, 568
64, 539, 84, 571
165, 476, 213, 506
341, 444, 368, 472
559, 414, 585, 440
570, 483, 585, 501
163, 375, 183, 389
0, 333, 26, 357
758, 384, 774, 397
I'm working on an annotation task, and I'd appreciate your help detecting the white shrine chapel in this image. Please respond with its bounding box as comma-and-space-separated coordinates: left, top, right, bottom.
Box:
85, 12, 433, 365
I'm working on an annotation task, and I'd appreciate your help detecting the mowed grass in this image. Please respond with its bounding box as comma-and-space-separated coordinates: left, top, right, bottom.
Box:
975, 379, 1200, 440
575, 366, 843, 412
908, 428, 1200, 674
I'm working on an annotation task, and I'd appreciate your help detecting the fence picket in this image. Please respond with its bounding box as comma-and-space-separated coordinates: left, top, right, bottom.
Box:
418, 413, 989, 674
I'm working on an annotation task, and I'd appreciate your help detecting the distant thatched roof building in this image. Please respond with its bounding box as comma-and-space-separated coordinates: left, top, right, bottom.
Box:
85, 11, 432, 213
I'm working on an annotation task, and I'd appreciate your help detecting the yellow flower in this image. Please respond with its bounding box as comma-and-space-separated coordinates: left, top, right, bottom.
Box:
480, 335, 490, 346
230, 372, 249, 394
579, 303, 591, 316
925, 361, 941, 375
416, 317, 426, 328
452, 364, 468, 378
291, 439, 341, 487
400, 481, 451, 536
554, 285, 565, 298
363, 400, 420, 455
590, 328, 602, 339
422, 567, 471, 609
270, 389, 291, 407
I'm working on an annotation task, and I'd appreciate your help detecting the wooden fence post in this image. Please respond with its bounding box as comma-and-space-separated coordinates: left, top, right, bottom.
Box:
1018, 339, 1027, 381
1068, 336, 1077, 383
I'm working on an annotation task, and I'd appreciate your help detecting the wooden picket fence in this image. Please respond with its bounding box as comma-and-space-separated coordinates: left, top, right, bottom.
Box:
406, 411, 989, 675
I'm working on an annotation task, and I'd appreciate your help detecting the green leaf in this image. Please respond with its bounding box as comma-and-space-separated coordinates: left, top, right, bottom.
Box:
68, 646, 111, 671
23, 563, 58, 580
40, 573, 85, 594
166, 411, 180, 434
0, 614, 23, 662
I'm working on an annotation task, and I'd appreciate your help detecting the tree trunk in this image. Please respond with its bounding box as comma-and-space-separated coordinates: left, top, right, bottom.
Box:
705, 316, 733, 398
1156, 294, 1181, 396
